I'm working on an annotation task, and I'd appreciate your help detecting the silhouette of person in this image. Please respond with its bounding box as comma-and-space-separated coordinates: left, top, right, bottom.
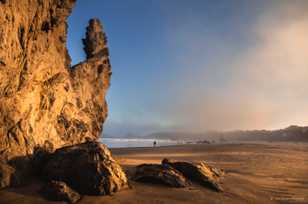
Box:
153, 140, 157, 147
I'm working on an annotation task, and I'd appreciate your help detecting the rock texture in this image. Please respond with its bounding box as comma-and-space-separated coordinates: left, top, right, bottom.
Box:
40, 180, 81, 203
134, 164, 190, 188
0, 160, 15, 188
0, 0, 111, 161
162, 159, 223, 192
43, 141, 128, 195
134, 159, 223, 191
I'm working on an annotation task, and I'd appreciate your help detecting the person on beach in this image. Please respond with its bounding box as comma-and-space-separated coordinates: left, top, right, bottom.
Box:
153, 141, 157, 147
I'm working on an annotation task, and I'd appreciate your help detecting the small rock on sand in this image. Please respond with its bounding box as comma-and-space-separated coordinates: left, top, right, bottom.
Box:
162, 158, 223, 192
134, 163, 190, 187
40, 180, 81, 203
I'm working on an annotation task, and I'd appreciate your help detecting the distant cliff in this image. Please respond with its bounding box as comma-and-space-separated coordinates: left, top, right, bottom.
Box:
225, 125, 308, 142
0, 0, 111, 160
144, 125, 308, 143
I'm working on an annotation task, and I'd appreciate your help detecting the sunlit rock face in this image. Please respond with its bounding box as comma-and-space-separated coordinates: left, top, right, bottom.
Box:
0, 0, 111, 160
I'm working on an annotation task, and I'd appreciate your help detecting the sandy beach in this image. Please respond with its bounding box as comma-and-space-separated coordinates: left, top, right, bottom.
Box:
1, 142, 308, 204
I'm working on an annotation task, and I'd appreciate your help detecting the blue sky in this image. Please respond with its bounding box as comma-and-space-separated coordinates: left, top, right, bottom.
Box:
68, 0, 308, 136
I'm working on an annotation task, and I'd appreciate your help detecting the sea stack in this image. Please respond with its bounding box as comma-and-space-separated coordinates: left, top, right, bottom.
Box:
0, 0, 110, 160
0, 0, 121, 189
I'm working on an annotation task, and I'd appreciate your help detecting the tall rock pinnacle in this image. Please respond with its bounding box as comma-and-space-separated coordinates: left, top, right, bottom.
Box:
0, 0, 111, 160
83, 18, 109, 59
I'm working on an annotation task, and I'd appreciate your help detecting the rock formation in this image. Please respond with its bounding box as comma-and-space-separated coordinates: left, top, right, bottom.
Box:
134, 163, 190, 188
43, 141, 128, 196
0, 1, 111, 160
0, 0, 126, 194
162, 159, 224, 192
134, 159, 223, 192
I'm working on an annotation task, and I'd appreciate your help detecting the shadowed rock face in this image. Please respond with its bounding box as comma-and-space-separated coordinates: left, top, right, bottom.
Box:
0, 0, 111, 160
162, 159, 224, 192
134, 159, 224, 192
0, 160, 15, 188
40, 180, 81, 203
43, 142, 128, 196
134, 163, 190, 188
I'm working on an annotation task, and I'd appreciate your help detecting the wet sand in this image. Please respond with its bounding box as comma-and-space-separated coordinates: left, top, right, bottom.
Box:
1, 142, 308, 204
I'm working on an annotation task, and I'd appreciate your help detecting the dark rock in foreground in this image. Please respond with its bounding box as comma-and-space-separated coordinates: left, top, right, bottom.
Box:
134, 158, 223, 191
40, 180, 81, 204
0, 161, 15, 189
43, 141, 128, 195
134, 164, 189, 188
162, 159, 223, 192
32, 141, 55, 177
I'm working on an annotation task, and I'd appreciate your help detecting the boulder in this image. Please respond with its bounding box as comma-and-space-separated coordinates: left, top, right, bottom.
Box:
40, 180, 81, 204
162, 159, 223, 192
134, 164, 190, 188
43, 141, 128, 195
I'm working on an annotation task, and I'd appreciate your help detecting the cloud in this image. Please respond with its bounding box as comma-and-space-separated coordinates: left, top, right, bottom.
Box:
103, 1, 308, 136
163, 2, 308, 131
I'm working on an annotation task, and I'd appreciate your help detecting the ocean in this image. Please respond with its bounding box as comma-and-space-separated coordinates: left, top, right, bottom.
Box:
100, 138, 185, 148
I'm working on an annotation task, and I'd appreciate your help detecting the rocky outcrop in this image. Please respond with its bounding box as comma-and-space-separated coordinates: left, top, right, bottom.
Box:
162, 159, 223, 192
134, 159, 223, 192
0, 0, 111, 161
134, 164, 190, 188
42, 142, 128, 195
40, 180, 81, 203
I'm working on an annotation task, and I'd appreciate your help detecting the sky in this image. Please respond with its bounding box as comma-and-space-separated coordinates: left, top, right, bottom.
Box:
67, 0, 308, 136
